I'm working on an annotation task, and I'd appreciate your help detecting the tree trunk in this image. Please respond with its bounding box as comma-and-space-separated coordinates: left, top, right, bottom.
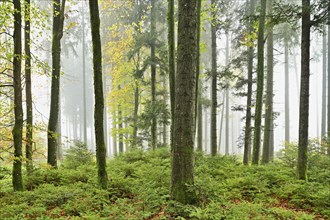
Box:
82, 1, 87, 145
25, 0, 33, 173
48, 0, 66, 168
112, 113, 117, 156
297, 0, 310, 180
218, 93, 225, 153
284, 35, 290, 145
132, 83, 139, 147
89, 0, 108, 189
196, 0, 202, 151
150, 0, 157, 150
262, 0, 273, 164
225, 33, 230, 155
243, 0, 256, 165
171, 0, 198, 204
210, 0, 217, 156
328, 16, 330, 156
167, 0, 175, 150
12, 0, 23, 191
252, 0, 266, 165
118, 103, 124, 153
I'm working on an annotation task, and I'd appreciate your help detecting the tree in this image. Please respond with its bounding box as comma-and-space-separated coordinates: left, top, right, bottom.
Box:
150, 0, 157, 150
210, 0, 217, 156
297, 0, 311, 180
252, 0, 266, 165
167, 0, 175, 149
243, 0, 256, 165
196, 0, 203, 151
284, 26, 290, 145
12, 0, 23, 191
25, 0, 33, 173
171, 0, 198, 204
89, 0, 108, 189
321, 23, 326, 139
48, 0, 66, 168
262, 0, 274, 164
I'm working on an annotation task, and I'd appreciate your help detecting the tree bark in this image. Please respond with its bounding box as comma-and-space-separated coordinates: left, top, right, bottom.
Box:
89, 0, 108, 188
297, 0, 310, 180
328, 14, 330, 156
167, 0, 175, 150
48, 0, 66, 168
262, 0, 273, 164
243, 0, 256, 165
210, 0, 217, 156
321, 24, 326, 138
171, 0, 198, 204
252, 0, 266, 165
25, 0, 33, 173
132, 83, 139, 147
12, 0, 23, 191
82, 2, 88, 146
225, 33, 229, 155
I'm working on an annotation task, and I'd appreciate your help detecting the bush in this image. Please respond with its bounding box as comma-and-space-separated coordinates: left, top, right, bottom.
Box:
62, 141, 94, 169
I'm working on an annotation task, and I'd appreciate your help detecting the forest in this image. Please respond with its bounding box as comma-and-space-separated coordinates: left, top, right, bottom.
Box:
0, 0, 329, 219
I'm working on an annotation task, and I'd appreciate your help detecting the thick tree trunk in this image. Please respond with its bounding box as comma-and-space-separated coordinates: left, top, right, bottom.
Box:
89, 0, 108, 189
171, 0, 198, 204
297, 0, 310, 180
262, 0, 273, 164
210, 0, 217, 156
12, 0, 23, 191
284, 36, 290, 145
252, 0, 266, 165
48, 0, 66, 168
25, 0, 33, 173
150, 0, 157, 150
196, 0, 202, 151
167, 0, 175, 150
243, 0, 256, 165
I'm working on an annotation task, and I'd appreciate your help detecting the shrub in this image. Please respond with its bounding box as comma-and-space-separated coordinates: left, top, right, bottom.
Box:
62, 141, 94, 169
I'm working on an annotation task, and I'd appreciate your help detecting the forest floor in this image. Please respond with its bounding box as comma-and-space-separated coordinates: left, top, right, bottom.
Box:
0, 147, 329, 219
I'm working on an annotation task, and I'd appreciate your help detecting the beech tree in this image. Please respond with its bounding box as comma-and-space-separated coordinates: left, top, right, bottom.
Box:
47, 0, 66, 168
252, 0, 266, 165
171, 0, 198, 204
89, 0, 108, 189
12, 0, 23, 191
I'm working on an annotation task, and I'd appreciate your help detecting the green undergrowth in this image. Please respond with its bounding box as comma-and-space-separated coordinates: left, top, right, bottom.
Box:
0, 147, 329, 219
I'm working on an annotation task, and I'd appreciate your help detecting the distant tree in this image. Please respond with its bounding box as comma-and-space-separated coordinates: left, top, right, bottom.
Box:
47, 0, 66, 168
210, 0, 218, 156
297, 0, 311, 180
321, 23, 326, 139
252, 0, 266, 165
12, 0, 23, 191
262, 0, 274, 164
171, 0, 198, 204
25, 0, 33, 173
89, 0, 108, 189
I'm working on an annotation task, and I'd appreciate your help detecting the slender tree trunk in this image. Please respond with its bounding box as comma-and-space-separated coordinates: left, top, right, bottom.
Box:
218, 93, 225, 153
167, 0, 175, 150
297, 0, 310, 180
284, 35, 290, 145
132, 83, 139, 147
252, 0, 266, 165
210, 0, 217, 156
118, 103, 124, 153
12, 0, 23, 191
89, 0, 108, 189
48, 0, 66, 168
225, 33, 230, 155
171, 0, 198, 204
196, 0, 202, 151
112, 113, 117, 156
82, 1, 88, 145
243, 0, 256, 165
150, 0, 157, 150
25, 0, 33, 173
262, 0, 273, 164
162, 75, 168, 145
327, 12, 330, 155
